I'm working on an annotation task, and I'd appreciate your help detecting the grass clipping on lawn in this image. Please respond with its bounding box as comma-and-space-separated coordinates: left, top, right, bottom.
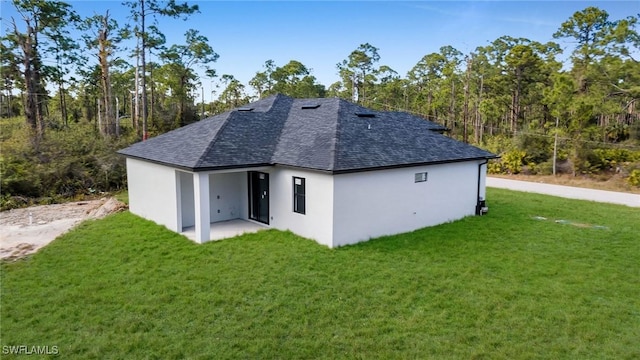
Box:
1, 188, 639, 359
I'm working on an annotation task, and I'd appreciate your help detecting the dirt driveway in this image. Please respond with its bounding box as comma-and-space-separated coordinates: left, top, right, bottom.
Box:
0, 198, 127, 260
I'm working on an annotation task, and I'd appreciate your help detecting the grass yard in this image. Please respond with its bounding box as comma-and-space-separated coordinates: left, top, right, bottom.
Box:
1, 188, 639, 359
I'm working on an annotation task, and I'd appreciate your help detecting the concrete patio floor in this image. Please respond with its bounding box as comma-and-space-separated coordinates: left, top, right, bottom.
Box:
181, 219, 268, 242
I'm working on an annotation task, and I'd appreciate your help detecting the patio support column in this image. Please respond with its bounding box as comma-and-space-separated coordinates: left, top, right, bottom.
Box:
193, 172, 210, 243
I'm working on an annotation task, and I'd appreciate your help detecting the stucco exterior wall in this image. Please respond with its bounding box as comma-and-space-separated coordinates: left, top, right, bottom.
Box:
332, 161, 481, 247
126, 158, 487, 248
209, 172, 245, 222
126, 158, 179, 232
479, 162, 488, 201
270, 167, 334, 247
177, 171, 195, 229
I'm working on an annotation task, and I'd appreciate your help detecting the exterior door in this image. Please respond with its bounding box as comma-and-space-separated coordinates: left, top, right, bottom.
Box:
248, 171, 269, 224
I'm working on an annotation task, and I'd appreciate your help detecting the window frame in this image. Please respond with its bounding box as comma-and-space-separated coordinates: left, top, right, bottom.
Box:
293, 176, 306, 214
414, 172, 428, 183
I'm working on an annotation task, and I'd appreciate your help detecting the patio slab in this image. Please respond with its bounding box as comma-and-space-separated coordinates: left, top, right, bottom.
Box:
182, 219, 267, 242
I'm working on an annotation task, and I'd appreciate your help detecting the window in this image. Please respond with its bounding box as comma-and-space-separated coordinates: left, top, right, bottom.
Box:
414, 172, 428, 183
293, 177, 306, 214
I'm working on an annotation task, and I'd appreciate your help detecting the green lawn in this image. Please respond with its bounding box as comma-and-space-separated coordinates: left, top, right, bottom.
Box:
1, 188, 639, 359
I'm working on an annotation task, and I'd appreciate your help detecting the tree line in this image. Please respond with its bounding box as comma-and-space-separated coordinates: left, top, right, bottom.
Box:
1, 2, 639, 207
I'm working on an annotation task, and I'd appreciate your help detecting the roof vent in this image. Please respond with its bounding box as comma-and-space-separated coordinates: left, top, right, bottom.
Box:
237, 107, 254, 112
355, 112, 375, 118
301, 103, 320, 109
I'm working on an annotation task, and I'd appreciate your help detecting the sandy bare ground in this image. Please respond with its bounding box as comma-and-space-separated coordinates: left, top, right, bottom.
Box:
0, 198, 127, 260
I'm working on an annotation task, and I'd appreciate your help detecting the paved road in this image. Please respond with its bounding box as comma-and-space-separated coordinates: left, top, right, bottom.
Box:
487, 177, 640, 208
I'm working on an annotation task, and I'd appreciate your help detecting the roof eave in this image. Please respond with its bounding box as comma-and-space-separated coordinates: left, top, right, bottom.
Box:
330, 156, 498, 175
119, 153, 272, 173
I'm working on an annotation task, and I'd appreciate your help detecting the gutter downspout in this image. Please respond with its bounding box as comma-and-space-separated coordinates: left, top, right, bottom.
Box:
476, 159, 489, 215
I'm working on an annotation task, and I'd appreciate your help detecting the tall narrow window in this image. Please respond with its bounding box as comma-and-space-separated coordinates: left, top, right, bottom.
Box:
293, 177, 306, 214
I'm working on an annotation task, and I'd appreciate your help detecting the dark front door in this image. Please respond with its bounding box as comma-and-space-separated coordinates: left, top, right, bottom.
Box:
248, 171, 269, 224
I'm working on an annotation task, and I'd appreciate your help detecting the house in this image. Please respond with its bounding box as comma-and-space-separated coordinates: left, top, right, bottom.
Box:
118, 94, 497, 247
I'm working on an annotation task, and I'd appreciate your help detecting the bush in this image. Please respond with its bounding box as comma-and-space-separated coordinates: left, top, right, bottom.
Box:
502, 150, 526, 174
518, 133, 551, 164
628, 169, 640, 187
527, 161, 554, 175
0, 118, 138, 209
591, 148, 640, 172
488, 150, 526, 174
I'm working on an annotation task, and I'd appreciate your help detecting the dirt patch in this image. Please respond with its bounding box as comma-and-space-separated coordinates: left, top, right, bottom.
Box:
0, 198, 127, 260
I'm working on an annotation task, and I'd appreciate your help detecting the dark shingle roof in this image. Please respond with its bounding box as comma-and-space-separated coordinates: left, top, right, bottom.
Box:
118, 94, 496, 172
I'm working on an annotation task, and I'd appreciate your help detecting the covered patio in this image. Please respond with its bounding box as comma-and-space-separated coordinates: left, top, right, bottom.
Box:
181, 219, 267, 242
176, 167, 272, 243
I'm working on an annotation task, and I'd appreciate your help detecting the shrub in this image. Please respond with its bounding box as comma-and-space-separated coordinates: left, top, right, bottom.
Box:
501, 150, 527, 174
628, 169, 640, 187
0, 118, 138, 209
488, 159, 502, 174
528, 161, 554, 175
591, 148, 640, 172
518, 133, 551, 164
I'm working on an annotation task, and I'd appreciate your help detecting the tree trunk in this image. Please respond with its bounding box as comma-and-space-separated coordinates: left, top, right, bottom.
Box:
15, 21, 43, 144
449, 80, 456, 134
141, 0, 148, 140
462, 58, 471, 143
58, 82, 68, 127
149, 63, 155, 129
427, 90, 433, 121
475, 75, 484, 144
32, 30, 45, 139
98, 12, 115, 137
134, 42, 140, 134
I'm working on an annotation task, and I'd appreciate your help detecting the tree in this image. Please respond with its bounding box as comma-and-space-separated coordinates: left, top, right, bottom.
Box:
553, 6, 611, 93
215, 74, 249, 112
337, 43, 380, 104
5, 0, 78, 143
249, 60, 276, 99
371, 65, 404, 110
407, 52, 446, 120
123, 0, 199, 139
438, 46, 462, 132
81, 10, 130, 137
271, 60, 324, 98
45, 13, 81, 127
0, 40, 22, 117
554, 7, 638, 140
159, 29, 218, 127
606, 14, 640, 62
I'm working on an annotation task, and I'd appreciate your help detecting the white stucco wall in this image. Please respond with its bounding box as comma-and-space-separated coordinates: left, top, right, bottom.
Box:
126, 158, 180, 232
177, 171, 195, 229
126, 158, 487, 247
332, 161, 483, 247
270, 167, 334, 247
209, 172, 245, 222
479, 161, 488, 201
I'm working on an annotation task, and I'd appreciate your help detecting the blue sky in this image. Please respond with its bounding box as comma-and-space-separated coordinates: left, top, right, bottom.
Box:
1, 1, 638, 98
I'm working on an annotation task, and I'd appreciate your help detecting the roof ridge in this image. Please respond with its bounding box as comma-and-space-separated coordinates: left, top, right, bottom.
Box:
270, 95, 293, 164
193, 112, 234, 169
328, 98, 346, 171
